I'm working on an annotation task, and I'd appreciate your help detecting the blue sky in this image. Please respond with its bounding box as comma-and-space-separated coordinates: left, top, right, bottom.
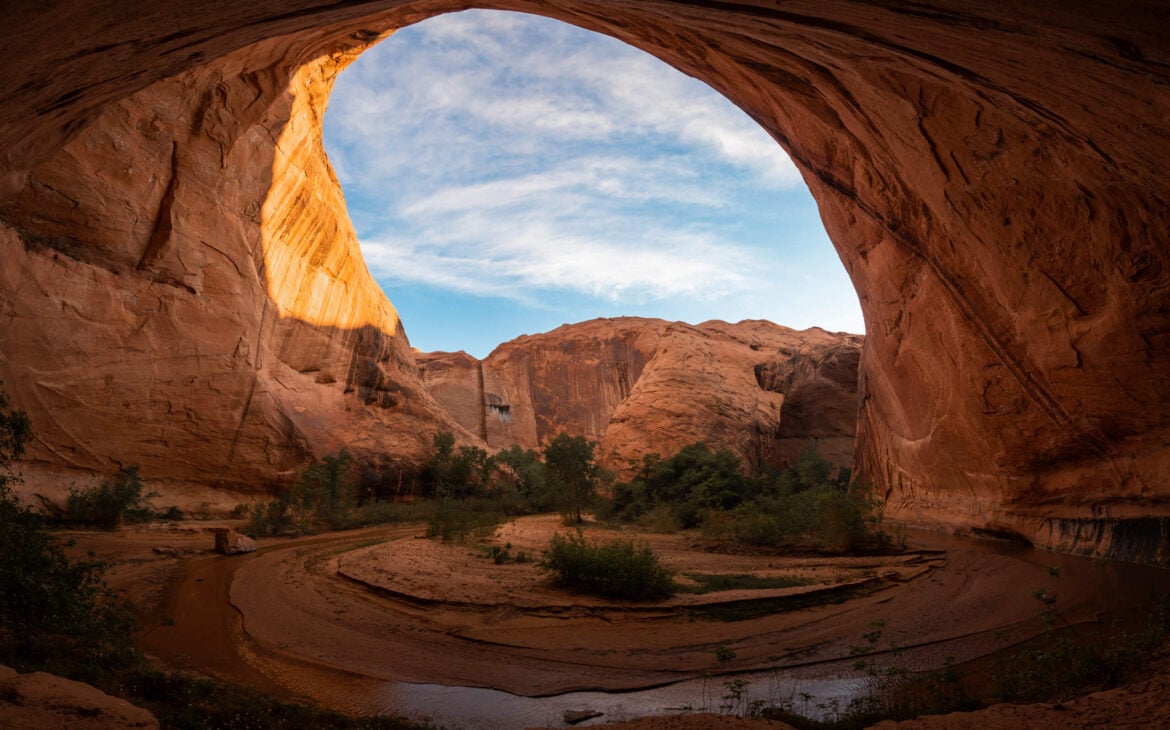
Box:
323, 10, 863, 358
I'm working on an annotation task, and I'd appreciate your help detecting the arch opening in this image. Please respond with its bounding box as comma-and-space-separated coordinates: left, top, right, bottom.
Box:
0, 1, 1165, 559
321, 9, 863, 358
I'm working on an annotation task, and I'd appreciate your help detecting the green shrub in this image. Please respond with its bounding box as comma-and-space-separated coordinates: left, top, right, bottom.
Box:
245, 451, 363, 537
541, 530, 675, 601
336, 499, 432, 529
427, 498, 503, 543
610, 441, 894, 555
0, 486, 138, 680
64, 466, 156, 530
0, 385, 137, 683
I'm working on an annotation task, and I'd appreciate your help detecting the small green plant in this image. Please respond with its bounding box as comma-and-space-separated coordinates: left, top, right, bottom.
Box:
64, 466, 157, 529
720, 677, 750, 715
713, 644, 736, 665
540, 530, 675, 601
678, 572, 810, 594
478, 543, 531, 564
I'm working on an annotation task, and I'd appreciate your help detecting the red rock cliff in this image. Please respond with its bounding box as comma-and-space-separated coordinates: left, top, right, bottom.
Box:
418, 318, 862, 474
0, 2, 1167, 557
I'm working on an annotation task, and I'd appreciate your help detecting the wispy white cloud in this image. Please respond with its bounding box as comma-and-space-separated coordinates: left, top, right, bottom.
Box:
360, 221, 758, 305
322, 8, 856, 343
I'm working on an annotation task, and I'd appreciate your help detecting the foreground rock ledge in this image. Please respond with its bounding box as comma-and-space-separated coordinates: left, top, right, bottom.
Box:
0, 665, 159, 730
0, 1, 1168, 558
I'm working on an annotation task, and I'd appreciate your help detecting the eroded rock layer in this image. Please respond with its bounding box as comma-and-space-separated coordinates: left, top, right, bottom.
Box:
0, 2, 1167, 555
418, 318, 862, 473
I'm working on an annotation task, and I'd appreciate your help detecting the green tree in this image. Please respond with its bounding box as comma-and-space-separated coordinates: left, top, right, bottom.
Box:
495, 445, 553, 511
778, 440, 836, 493
65, 466, 155, 529
608, 443, 754, 528
0, 382, 137, 680
299, 449, 356, 528
424, 431, 495, 498
0, 383, 30, 479
542, 433, 600, 524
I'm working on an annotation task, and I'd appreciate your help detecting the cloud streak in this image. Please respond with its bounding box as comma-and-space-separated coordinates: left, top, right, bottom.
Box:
322, 9, 861, 353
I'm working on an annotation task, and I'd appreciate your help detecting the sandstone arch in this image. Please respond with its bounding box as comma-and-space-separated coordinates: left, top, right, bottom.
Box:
1, 2, 1167, 556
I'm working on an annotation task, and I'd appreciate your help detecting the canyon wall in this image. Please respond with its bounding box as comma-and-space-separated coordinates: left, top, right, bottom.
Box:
0, 2, 1167, 556
417, 318, 862, 474
0, 13, 475, 496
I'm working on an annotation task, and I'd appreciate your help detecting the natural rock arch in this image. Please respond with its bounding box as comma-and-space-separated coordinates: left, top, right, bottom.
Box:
0, 1, 1167, 556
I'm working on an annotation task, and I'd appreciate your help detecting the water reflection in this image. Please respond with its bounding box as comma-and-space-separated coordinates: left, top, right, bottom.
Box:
378, 673, 866, 728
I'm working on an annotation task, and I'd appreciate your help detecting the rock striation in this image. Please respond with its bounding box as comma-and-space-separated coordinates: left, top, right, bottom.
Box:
0, 18, 475, 496
0, 2, 1167, 556
418, 318, 863, 474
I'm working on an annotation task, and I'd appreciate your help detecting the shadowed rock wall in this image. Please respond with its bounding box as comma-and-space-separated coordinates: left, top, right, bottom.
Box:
0, 1, 1167, 555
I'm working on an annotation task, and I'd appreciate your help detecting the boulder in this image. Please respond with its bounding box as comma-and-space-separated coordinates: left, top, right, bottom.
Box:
214, 529, 256, 555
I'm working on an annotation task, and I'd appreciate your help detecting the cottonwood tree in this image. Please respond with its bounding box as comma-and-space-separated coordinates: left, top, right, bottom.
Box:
542, 433, 600, 524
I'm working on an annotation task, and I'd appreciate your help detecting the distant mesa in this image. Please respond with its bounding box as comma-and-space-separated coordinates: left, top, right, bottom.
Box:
416, 317, 863, 475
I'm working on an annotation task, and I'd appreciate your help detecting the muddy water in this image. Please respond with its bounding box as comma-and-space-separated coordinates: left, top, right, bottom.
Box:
141, 525, 1170, 727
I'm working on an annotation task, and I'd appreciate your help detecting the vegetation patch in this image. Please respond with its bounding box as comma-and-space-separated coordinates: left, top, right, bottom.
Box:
0, 382, 427, 729
541, 530, 675, 601
676, 572, 811, 594
63, 466, 157, 529
478, 542, 532, 565
687, 580, 880, 622
605, 441, 898, 555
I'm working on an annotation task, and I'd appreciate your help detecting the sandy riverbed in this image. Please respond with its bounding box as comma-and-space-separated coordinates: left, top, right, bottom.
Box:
65, 516, 1170, 728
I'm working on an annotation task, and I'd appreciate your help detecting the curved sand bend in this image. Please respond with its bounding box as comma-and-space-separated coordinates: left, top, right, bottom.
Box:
211, 516, 1170, 715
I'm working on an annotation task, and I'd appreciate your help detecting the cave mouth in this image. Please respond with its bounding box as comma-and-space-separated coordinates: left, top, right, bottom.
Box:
1, 1, 1166, 557
320, 9, 864, 358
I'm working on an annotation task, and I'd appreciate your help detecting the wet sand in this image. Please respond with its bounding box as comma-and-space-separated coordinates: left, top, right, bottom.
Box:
72, 517, 1170, 727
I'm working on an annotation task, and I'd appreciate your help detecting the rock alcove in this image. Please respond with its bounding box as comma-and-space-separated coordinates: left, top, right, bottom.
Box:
0, 1, 1167, 558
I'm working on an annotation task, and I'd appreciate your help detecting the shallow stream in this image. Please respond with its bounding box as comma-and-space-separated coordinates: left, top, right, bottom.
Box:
378, 672, 865, 728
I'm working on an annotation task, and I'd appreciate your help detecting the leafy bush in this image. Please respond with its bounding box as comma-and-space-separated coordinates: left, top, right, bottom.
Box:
426, 498, 503, 543
541, 530, 675, 601
246, 450, 364, 536
494, 445, 557, 512
608, 441, 894, 554
423, 431, 495, 499
0, 384, 137, 682
64, 466, 156, 530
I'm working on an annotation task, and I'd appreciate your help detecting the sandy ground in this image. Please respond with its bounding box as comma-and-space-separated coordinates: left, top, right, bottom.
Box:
61, 517, 1170, 728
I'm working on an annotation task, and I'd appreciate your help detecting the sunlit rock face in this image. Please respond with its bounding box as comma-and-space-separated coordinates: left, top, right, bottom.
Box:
418, 318, 862, 474
0, 1, 1167, 556
0, 15, 475, 492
